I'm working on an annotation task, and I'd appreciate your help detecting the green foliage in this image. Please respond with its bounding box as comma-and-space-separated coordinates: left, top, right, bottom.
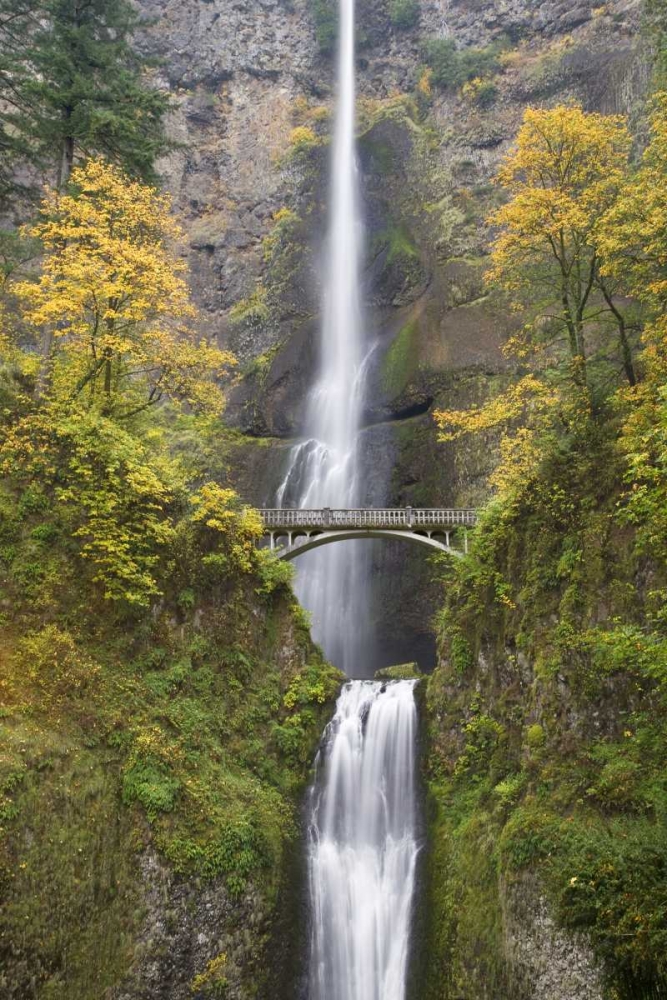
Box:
449, 630, 474, 675
388, 0, 419, 29
2, 410, 181, 607
310, 0, 338, 53
382, 317, 418, 399
229, 285, 270, 327
645, 0, 667, 83
525, 723, 545, 750
0, 0, 171, 198
0, 562, 342, 991
462, 77, 498, 108
454, 713, 506, 781
422, 37, 502, 89
122, 757, 180, 821
425, 413, 667, 994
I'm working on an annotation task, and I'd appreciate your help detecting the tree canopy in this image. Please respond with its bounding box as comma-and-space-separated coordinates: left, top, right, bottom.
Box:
0, 160, 239, 606
12, 159, 234, 418
0, 0, 171, 201
487, 104, 635, 387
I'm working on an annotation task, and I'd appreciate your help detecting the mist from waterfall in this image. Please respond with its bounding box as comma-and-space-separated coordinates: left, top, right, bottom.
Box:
275, 0, 370, 675
307, 680, 420, 1000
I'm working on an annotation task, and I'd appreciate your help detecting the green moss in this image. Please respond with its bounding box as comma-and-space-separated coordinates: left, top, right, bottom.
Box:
525, 723, 545, 749
424, 422, 667, 996
0, 499, 343, 994
382, 319, 419, 399
374, 662, 423, 680
229, 285, 270, 327
417, 776, 511, 999
359, 134, 396, 174
385, 224, 418, 266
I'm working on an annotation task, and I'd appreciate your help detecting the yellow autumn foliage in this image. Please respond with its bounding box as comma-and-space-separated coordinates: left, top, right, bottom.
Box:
597, 93, 667, 305
487, 105, 631, 371
12, 158, 235, 416
190, 482, 264, 575
434, 376, 563, 502
434, 375, 558, 441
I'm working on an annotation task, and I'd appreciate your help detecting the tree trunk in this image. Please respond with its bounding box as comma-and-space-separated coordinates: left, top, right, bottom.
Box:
599, 283, 637, 387
58, 135, 74, 188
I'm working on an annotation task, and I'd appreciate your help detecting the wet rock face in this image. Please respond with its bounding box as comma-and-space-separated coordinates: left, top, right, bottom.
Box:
110, 851, 281, 1000
134, 0, 648, 672
138, 0, 319, 85
137, 0, 646, 433
502, 875, 605, 1000
135, 0, 327, 371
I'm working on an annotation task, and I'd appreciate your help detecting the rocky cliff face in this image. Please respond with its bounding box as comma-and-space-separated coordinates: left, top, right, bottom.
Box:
136, 0, 649, 671
0, 578, 340, 1000
46, 3, 650, 996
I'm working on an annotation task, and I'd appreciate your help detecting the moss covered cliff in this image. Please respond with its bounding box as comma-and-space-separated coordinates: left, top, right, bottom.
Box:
419, 419, 667, 1000
0, 505, 340, 999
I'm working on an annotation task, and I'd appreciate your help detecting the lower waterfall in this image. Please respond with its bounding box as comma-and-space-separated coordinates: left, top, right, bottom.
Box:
306, 680, 420, 1000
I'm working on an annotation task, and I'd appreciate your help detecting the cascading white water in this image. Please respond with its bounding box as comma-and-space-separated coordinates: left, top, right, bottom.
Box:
277, 3, 421, 996
275, 0, 369, 674
307, 680, 420, 1000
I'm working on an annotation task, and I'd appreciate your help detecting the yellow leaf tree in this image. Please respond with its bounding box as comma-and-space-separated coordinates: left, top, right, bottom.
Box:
598, 93, 667, 314
596, 94, 667, 570
13, 158, 235, 417
488, 105, 635, 387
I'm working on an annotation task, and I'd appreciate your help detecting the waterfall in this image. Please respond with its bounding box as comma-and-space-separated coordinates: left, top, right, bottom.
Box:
307, 680, 420, 1000
275, 0, 370, 675
274, 2, 421, 995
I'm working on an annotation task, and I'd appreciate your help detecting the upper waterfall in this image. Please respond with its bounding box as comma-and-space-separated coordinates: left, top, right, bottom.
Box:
275, 0, 372, 674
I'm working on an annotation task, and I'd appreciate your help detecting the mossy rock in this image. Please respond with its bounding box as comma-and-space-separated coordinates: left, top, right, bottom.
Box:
374, 662, 423, 680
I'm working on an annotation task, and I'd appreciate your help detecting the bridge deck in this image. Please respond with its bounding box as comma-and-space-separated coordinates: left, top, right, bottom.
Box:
261, 508, 477, 531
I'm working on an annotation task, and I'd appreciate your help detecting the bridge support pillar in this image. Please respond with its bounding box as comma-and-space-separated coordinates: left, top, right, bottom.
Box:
445, 531, 450, 547
464, 529, 468, 554
269, 532, 275, 551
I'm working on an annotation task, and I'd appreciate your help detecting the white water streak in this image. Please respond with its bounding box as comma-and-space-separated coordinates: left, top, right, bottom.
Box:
308, 680, 419, 1000
275, 0, 368, 673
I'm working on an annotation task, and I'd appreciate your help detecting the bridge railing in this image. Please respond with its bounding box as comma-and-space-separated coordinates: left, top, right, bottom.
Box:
260, 508, 478, 530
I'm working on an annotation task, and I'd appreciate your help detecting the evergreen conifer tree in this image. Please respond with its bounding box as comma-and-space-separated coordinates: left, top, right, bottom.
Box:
0, 0, 170, 201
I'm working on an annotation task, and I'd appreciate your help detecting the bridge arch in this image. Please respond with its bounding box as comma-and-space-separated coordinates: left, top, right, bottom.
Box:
271, 528, 463, 561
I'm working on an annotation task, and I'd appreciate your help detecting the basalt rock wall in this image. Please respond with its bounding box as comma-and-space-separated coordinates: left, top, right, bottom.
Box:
137, 0, 649, 671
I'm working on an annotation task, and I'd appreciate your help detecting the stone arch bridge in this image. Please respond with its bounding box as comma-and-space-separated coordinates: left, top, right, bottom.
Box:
260, 508, 477, 561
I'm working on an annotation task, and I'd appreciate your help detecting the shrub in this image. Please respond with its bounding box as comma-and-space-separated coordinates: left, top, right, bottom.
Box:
191, 953, 229, 997
122, 728, 182, 820
311, 0, 337, 53
422, 38, 460, 88
288, 125, 319, 154
389, 0, 419, 29
462, 77, 498, 108
18, 626, 101, 702
229, 286, 269, 327
422, 37, 502, 90
526, 723, 546, 749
